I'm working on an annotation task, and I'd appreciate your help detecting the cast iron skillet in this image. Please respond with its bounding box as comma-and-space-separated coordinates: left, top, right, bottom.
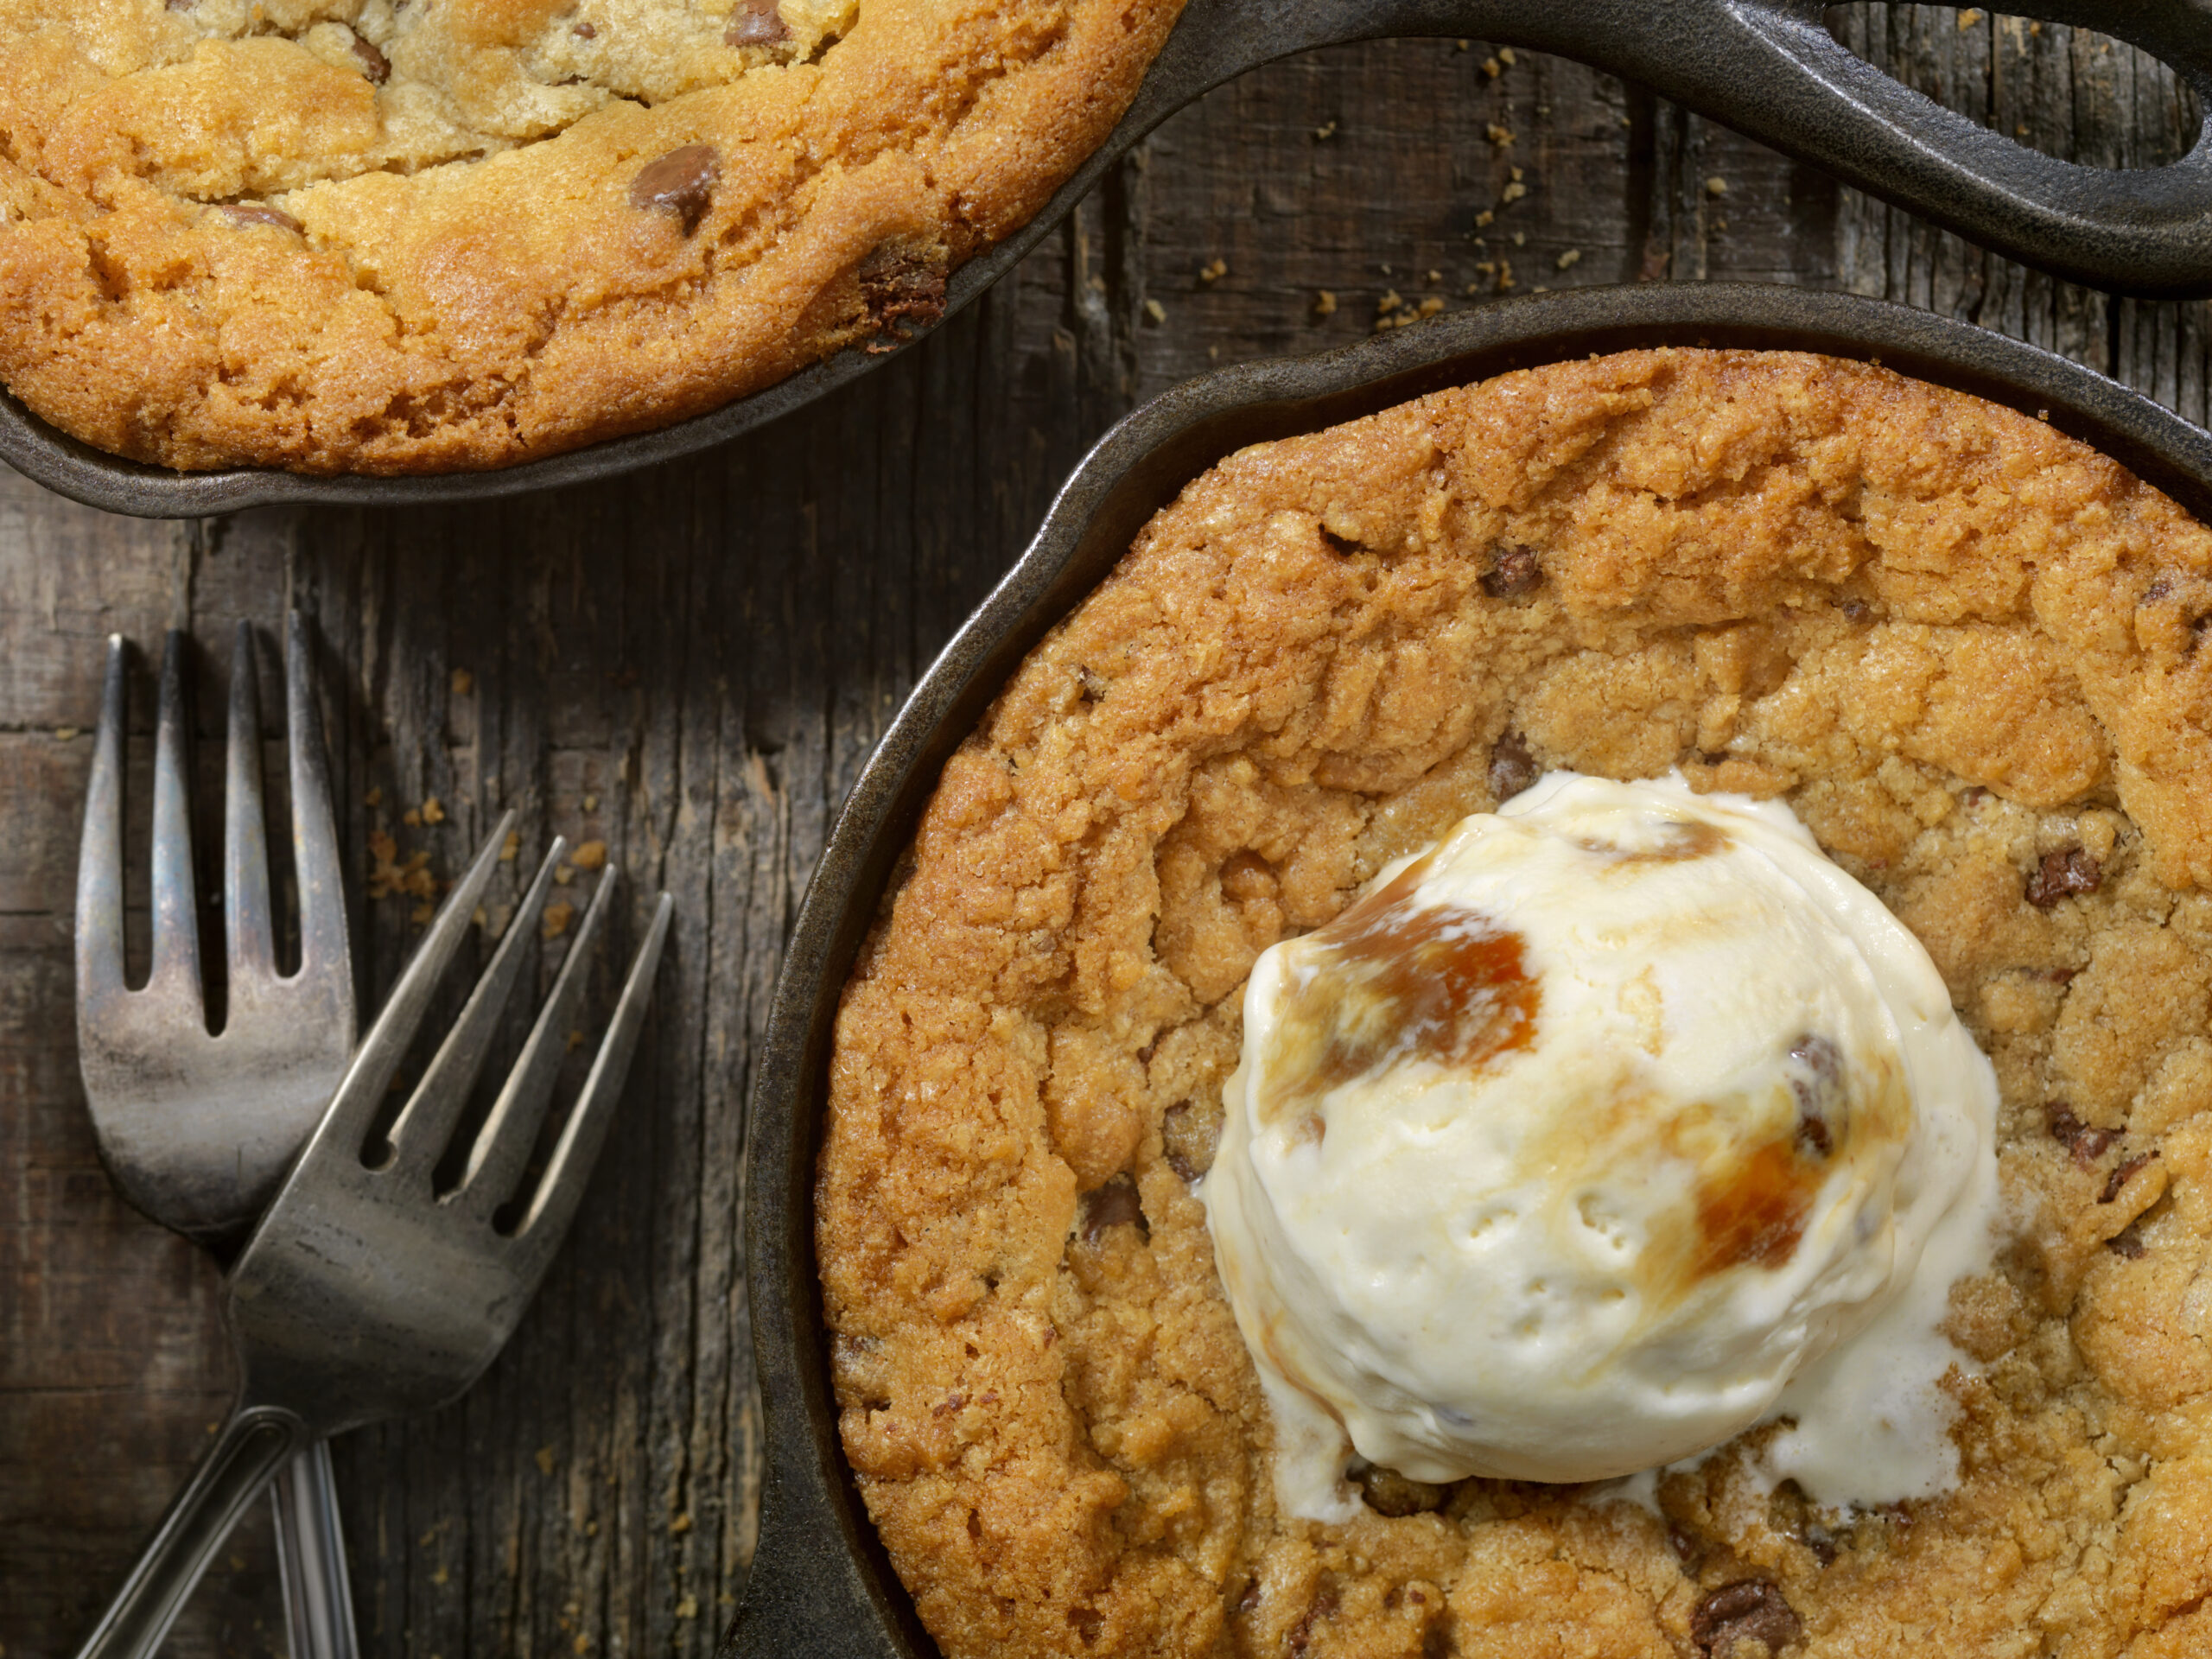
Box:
11, 0, 2212, 518
725, 279, 2212, 1659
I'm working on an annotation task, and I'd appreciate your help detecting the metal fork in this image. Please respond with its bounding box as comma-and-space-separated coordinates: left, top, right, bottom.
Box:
74, 813, 674, 1659
76, 619, 361, 1656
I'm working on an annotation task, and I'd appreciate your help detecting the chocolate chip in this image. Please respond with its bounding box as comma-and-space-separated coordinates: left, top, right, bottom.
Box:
2145, 576, 2175, 602
1488, 728, 1539, 802
217, 203, 303, 233
348, 33, 390, 83
1839, 597, 1870, 622
726, 0, 789, 45
931, 1391, 968, 1418
1690, 1579, 1802, 1657
1067, 1607, 1102, 1644
574, 19, 597, 36
1161, 1102, 1217, 1185
1666, 1524, 1707, 1568
859, 247, 948, 351
628, 143, 720, 234
1788, 1033, 1841, 1157
2099, 1149, 2158, 1205
1802, 1521, 1839, 1567
2024, 847, 2101, 908
1287, 1586, 1340, 1659
2107, 1224, 2146, 1259
1235, 1580, 1261, 1616
1080, 1173, 1146, 1242
2045, 1102, 2116, 1168
1349, 1459, 1450, 1517
1479, 543, 1542, 599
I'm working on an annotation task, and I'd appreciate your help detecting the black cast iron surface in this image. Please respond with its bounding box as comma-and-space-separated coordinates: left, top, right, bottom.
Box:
8, 0, 2212, 518
727, 280, 2212, 1659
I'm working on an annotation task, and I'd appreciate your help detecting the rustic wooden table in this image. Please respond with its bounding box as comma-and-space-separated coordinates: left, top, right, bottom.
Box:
3, 10, 2205, 1655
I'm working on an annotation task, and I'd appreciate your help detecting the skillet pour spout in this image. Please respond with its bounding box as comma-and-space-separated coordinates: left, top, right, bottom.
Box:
7, 0, 2212, 517
723, 282, 2212, 1659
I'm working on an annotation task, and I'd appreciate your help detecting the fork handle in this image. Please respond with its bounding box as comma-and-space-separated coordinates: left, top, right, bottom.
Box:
73, 1402, 311, 1659
272, 1440, 360, 1659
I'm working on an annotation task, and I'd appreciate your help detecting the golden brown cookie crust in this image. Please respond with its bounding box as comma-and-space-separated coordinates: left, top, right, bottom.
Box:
0, 0, 1181, 473
818, 349, 2212, 1658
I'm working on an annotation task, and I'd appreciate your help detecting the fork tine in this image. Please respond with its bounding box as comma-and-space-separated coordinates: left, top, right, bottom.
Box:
224, 622, 274, 983
381, 837, 569, 1183
149, 631, 203, 1004
285, 610, 349, 987
451, 867, 619, 1217
74, 635, 129, 1007
304, 811, 518, 1154
511, 889, 671, 1246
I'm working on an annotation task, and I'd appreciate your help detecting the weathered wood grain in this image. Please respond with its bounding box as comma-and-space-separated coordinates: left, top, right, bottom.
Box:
4, 10, 2209, 1653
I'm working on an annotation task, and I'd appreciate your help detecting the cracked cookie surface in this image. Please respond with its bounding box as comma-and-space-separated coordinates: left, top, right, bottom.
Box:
0, 0, 1180, 472
818, 349, 2212, 1659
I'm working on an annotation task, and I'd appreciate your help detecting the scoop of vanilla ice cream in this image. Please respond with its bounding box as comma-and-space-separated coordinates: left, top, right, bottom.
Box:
1198, 772, 1998, 1523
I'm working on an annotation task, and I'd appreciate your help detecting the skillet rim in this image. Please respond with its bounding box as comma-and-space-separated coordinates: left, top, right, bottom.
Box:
731, 279, 2212, 1659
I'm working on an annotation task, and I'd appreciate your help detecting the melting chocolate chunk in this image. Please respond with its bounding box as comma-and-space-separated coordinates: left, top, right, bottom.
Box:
2099, 1149, 2158, 1205
217, 203, 303, 233
860, 248, 948, 351
1349, 1458, 1451, 1517
628, 144, 721, 234
726, 0, 790, 45
1487, 728, 1539, 803
1479, 543, 1542, 599
1080, 1173, 1146, 1242
1690, 1579, 1802, 1657
349, 33, 391, 83
2025, 847, 2102, 908
2107, 1224, 2147, 1259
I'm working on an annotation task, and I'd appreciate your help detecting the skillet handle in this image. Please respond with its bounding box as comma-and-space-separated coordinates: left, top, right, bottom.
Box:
1610, 0, 2212, 300
1158, 0, 2212, 299
715, 1454, 912, 1659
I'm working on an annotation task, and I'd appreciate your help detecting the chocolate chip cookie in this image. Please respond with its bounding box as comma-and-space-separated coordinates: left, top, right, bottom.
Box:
819, 348, 2212, 1657
0, 0, 1180, 472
